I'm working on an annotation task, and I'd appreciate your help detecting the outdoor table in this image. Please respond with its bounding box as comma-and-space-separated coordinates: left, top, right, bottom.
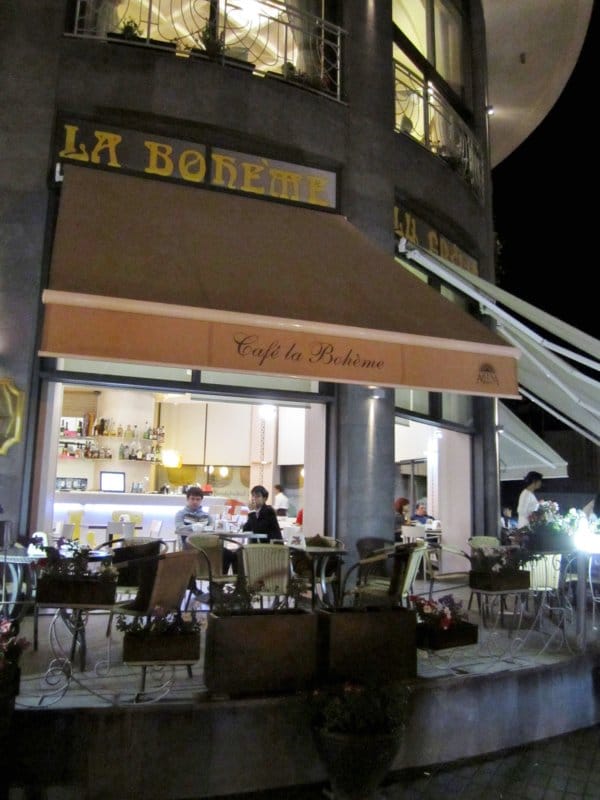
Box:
287, 544, 347, 609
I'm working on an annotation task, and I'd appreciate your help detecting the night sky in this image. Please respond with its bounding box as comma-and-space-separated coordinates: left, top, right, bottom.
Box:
491, 1, 598, 340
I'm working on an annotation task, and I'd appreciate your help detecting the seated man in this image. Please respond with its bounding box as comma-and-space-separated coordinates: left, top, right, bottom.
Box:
175, 486, 238, 574
242, 485, 283, 542
411, 502, 434, 525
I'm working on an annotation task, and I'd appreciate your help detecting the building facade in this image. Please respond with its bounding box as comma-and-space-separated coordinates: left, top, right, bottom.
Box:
1, 0, 514, 554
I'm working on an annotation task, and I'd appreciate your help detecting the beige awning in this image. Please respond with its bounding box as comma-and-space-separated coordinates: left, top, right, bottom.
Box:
40, 165, 519, 396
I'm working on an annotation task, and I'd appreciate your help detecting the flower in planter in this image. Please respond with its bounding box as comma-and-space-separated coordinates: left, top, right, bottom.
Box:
309, 680, 412, 735
527, 501, 566, 533
0, 615, 29, 671
116, 606, 200, 636
468, 545, 533, 574
37, 541, 118, 582
410, 594, 465, 630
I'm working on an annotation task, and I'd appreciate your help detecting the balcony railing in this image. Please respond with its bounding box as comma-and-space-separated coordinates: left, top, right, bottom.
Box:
68, 0, 345, 101
394, 61, 484, 198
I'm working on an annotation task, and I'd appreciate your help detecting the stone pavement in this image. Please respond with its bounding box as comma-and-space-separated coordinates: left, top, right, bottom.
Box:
214, 724, 600, 800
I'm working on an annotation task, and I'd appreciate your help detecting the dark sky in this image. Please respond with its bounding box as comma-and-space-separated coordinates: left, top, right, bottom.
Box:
491, 1, 598, 340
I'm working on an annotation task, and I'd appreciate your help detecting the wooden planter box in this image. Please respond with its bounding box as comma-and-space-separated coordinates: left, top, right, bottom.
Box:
416, 621, 479, 651
122, 631, 200, 665
36, 576, 117, 606
204, 609, 318, 696
317, 607, 417, 682
469, 570, 530, 592
524, 529, 574, 554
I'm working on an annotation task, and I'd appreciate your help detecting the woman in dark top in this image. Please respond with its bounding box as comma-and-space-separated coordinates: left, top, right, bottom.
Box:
242, 485, 282, 542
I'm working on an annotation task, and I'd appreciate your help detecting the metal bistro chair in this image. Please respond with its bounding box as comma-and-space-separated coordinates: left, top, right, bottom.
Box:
109, 550, 199, 690
99, 537, 167, 602
106, 549, 197, 637
241, 544, 292, 609
342, 542, 427, 609
185, 534, 239, 611
522, 553, 574, 654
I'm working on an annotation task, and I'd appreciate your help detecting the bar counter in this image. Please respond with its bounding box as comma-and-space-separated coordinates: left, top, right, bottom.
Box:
53, 491, 231, 546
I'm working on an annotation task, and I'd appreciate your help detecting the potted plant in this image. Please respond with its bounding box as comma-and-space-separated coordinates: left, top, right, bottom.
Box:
195, 23, 225, 59
204, 576, 318, 696
1, 616, 29, 739
117, 607, 200, 664
309, 680, 413, 800
411, 593, 478, 650
517, 501, 576, 554
107, 17, 144, 43
468, 545, 532, 591
35, 542, 118, 606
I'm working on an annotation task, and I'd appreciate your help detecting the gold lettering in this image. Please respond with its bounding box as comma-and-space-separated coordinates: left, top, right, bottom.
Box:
403, 212, 418, 245
240, 162, 265, 194
90, 131, 122, 167
211, 154, 237, 188
58, 124, 90, 162
269, 169, 301, 201
144, 141, 175, 176
306, 176, 329, 206
427, 231, 440, 255
178, 149, 207, 183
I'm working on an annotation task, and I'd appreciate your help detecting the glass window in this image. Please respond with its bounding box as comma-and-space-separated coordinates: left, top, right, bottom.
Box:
199, 370, 317, 392
433, 0, 463, 95
395, 388, 430, 415
441, 392, 472, 425
60, 358, 193, 382
392, 0, 428, 58
393, 0, 464, 100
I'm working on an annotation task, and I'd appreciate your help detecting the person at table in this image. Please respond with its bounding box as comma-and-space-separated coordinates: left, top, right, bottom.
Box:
517, 471, 543, 528
273, 484, 289, 517
175, 486, 214, 543
394, 496, 410, 541
175, 486, 237, 573
242, 485, 283, 542
411, 502, 434, 525
501, 506, 518, 529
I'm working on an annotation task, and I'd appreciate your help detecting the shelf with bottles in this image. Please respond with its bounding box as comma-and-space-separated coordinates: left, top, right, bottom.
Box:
58, 439, 162, 462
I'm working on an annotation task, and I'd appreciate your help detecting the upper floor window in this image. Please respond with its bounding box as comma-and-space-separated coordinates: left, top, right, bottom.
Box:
392, 0, 464, 99
68, 0, 344, 100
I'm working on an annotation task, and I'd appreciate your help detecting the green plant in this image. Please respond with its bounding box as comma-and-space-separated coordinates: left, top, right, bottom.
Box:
39, 542, 118, 582
309, 681, 412, 735
121, 17, 143, 39
197, 23, 225, 57
210, 574, 310, 613
116, 607, 200, 635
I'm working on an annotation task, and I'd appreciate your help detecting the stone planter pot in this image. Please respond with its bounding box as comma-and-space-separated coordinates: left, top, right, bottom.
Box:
469, 570, 530, 591
416, 621, 479, 651
317, 606, 416, 682
36, 576, 117, 606
122, 631, 200, 665
204, 608, 317, 696
312, 727, 402, 800
524, 529, 574, 554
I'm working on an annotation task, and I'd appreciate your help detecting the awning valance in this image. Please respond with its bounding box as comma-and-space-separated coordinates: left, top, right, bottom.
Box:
40, 165, 519, 396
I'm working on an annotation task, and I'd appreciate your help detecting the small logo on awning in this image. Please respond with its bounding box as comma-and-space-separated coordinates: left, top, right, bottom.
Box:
477, 363, 498, 385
